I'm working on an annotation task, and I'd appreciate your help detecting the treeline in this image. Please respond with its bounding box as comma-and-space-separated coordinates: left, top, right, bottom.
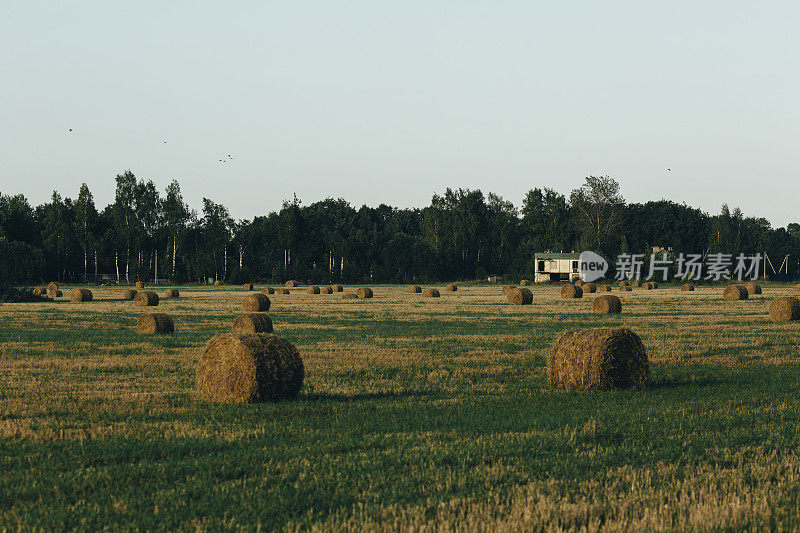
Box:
1, 172, 799, 285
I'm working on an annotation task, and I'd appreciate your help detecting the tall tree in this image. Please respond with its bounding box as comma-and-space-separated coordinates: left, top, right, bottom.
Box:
162, 180, 190, 279
569, 176, 625, 256
73, 183, 98, 281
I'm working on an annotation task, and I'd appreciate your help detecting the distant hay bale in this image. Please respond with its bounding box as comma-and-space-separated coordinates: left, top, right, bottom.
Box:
70, 288, 93, 302
50, 289, 63, 298
795, 284, 800, 292
122, 289, 138, 300
356, 287, 373, 299
770, 297, 800, 322
548, 328, 648, 390
164, 288, 180, 298
333, 284, 343, 292
681, 283, 695, 291
501, 285, 516, 296
408, 285, 422, 293
243, 293, 270, 312
561, 285, 583, 299
507, 287, 533, 305
135, 282, 145, 289
136, 313, 174, 334
278, 288, 291, 295
134, 291, 159, 306
643, 282, 654, 290
723, 285, 748, 300
285, 280, 298, 287
306, 286, 320, 294
583, 283, 597, 293
744, 282, 762, 295
599, 284, 612, 292
196, 333, 304, 403
242, 283, 253, 291
321, 286, 333, 294
651, 282, 659, 289
519, 279, 530, 286
619, 285, 632, 292
631, 280, 642, 287
619, 281, 630, 286
33, 287, 46, 296
262, 287, 275, 295
422, 288, 440, 298
214, 280, 222, 286
47, 282, 59, 292
445, 283, 458, 292
593, 295, 622, 314
341, 293, 358, 299
233, 313, 274, 333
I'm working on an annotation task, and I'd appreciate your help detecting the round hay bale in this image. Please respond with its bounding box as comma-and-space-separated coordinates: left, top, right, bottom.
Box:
619, 285, 632, 292
306, 286, 320, 294
561, 285, 583, 299
619, 281, 630, 286
744, 282, 762, 295
135, 282, 145, 289
548, 328, 648, 390
33, 286, 46, 296
341, 293, 358, 299
214, 280, 222, 286
583, 283, 597, 293
70, 288, 93, 302
507, 287, 532, 305
631, 280, 642, 287
445, 283, 457, 292
262, 287, 275, 295
243, 293, 270, 312
519, 279, 530, 286
233, 313, 274, 333
196, 333, 304, 403
501, 285, 516, 296
321, 286, 333, 294
134, 291, 159, 306
681, 283, 695, 291
723, 285, 748, 300
795, 284, 800, 292
356, 288, 373, 299
599, 284, 612, 292
49, 289, 63, 298
47, 282, 59, 292
333, 284, 343, 292
122, 289, 138, 300
164, 288, 180, 298
422, 288, 440, 298
136, 313, 174, 334
770, 297, 800, 322
285, 280, 298, 287
593, 295, 622, 314
55, 290, 63, 298
242, 283, 254, 291
408, 285, 422, 293
278, 288, 290, 295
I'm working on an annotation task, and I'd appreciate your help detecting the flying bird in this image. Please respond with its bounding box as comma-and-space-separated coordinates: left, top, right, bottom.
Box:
68, 128, 72, 132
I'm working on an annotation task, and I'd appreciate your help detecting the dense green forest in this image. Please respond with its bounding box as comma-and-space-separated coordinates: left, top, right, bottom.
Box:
1, 171, 798, 284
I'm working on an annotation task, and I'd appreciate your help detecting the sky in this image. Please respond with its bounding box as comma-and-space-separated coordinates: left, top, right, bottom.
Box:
1, 1, 798, 226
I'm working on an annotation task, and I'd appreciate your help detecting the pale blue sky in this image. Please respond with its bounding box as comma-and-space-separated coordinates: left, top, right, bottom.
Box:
1, 1, 798, 226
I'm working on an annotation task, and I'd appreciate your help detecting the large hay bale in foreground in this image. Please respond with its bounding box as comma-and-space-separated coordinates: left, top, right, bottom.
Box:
561, 285, 583, 299
583, 283, 597, 293
501, 285, 516, 296
593, 295, 622, 314
321, 286, 333, 294
243, 293, 270, 312
445, 283, 457, 292
548, 328, 648, 390
519, 279, 530, 286
134, 291, 159, 306
196, 333, 304, 403
285, 280, 298, 287
356, 287, 373, 299
306, 286, 320, 294
507, 287, 532, 305
422, 288, 440, 298
70, 288, 93, 302
263, 287, 275, 295
681, 283, 695, 292
135, 282, 145, 289
233, 313, 274, 333
242, 283, 253, 291
341, 293, 358, 299
164, 288, 180, 298
723, 285, 748, 301
408, 285, 422, 293
122, 289, 138, 300
47, 282, 59, 292
744, 282, 762, 295
33, 287, 46, 297
770, 297, 800, 322
136, 313, 174, 334
333, 284, 343, 292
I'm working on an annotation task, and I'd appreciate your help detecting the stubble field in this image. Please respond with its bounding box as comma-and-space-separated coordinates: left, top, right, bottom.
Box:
2, 283, 800, 531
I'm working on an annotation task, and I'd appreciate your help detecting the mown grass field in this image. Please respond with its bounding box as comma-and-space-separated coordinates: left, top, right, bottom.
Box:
2, 283, 800, 530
